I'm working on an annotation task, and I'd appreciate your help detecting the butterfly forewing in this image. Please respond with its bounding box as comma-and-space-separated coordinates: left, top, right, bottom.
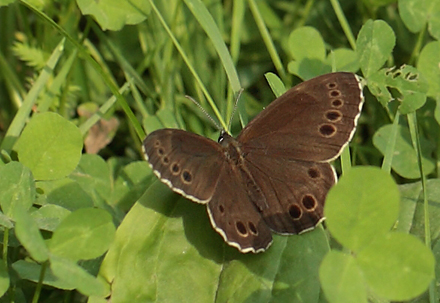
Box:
237, 72, 364, 162
143, 129, 225, 203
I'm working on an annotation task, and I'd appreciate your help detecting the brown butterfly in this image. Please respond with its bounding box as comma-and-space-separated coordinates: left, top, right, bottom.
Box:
143, 72, 364, 253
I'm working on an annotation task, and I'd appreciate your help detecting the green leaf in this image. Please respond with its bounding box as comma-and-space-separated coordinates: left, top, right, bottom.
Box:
11, 42, 49, 69
101, 178, 329, 302
396, 182, 421, 233
367, 65, 428, 113
14, 209, 49, 262
399, 0, 440, 39
110, 161, 154, 210
325, 48, 359, 72
15, 112, 83, 180
217, 228, 328, 303
69, 154, 112, 205
50, 255, 109, 297
77, 0, 150, 31
288, 26, 326, 61
30, 204, 71, 232
356, 20, 395, 77
100, 181, 184, 302
357, 232, 434, 301
417, 41, 440, 98
36, 178, 94, 211
0, 212, 13, 229
12, 260, 74, 289
319, 251, 367, 303
287, 26, 330, 80
0, 260, 10, 298
0, 162, 35, 220
325, 166, 400, 252
264, 72, 286, 97
411, 179, 440, 241
373, 124, 435, 179
49, 208, 115, 261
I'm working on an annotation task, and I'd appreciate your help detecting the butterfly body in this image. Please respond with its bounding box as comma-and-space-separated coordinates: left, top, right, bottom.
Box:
143, 72, 364, 253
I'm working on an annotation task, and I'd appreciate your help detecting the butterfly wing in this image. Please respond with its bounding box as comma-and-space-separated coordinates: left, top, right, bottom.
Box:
237, 72, 364, 162
143, 129, 225, 203
243, 153, 335, 234
206, 162, 273, 253
144, 129, 272, 252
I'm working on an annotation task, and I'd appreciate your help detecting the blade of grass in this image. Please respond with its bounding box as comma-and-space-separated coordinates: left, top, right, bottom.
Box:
247, 0, 288, 84
407, 112, 437, 303
1, 39, 65, 153
78, 82, 131, 136
148, 0, 228, 130
184, 0, 243, 127
329, 0, 356, 50
381, 111, 400, 173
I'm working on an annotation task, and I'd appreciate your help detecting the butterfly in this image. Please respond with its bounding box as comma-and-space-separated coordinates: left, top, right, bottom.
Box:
143, 72, 364, 253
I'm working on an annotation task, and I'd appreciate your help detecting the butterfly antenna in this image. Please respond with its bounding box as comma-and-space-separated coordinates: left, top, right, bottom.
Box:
227, 88, 244, 132
185, 95, 222, 131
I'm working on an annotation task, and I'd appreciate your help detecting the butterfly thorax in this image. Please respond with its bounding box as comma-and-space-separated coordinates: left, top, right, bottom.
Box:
218, 131, 269, 212
218, 132, 242, 166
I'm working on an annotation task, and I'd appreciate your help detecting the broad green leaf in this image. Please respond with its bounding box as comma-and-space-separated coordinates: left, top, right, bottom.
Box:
101, 178, 329, 302
0, 212, 13, 229
367, 65, 428, 113
411, 179, 440, 241
69, 154, 112, 206
143, 114, 166, 135
417, 41, 440, 98
77, 0, 150, 31
399, 0, 440, 39
0, 260, 9, 298
14, 209, 49, 262
325, 48, 359, 72
15, 112, 83, 180
50, 255, 109, 297
154, 197, 223, 303
0, 162, 35, 220
217, 228, 328, 303
36, 178, 94, 211
287, 27, 330, 80
30, 204, 71, 232
100, 181, 185, 302
357, 232, 434, 301
287, 59, 331, 81
356, 20, 395, 77
373, 124, 435, 179
396, 182, 421, 233
319, 251, 367, 303
399, 0, 430, 33
0, 0, 15, 6
110, 161, 154, 210
288, 27, 326, 61
325, 166, 400, 252
12, 260, 74, 289
265, 72, 286, 97
49, 208, 115, 261
156, 108, 180, 129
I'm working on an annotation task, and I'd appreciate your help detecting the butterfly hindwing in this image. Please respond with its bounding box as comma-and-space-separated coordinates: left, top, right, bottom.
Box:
207, 163, 273, 253
243, 153, 335, 234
